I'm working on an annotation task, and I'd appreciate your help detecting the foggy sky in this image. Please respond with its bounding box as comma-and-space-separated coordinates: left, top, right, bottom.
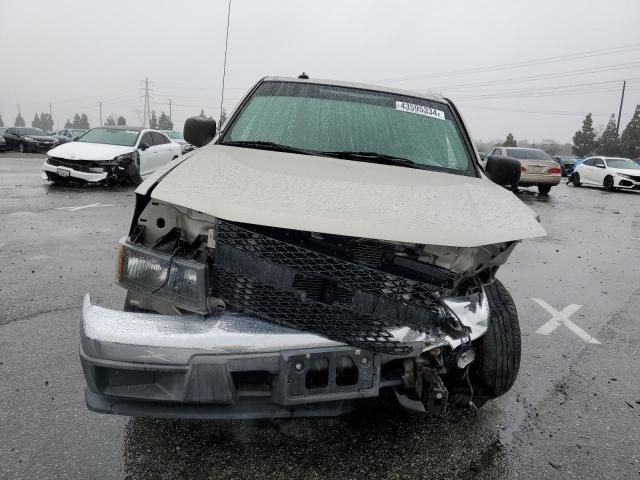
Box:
1, 0, 639, 143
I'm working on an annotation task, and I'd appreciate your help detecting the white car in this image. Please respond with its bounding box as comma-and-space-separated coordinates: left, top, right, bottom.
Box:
572, 156, 640, 192
42, 127, 182, 185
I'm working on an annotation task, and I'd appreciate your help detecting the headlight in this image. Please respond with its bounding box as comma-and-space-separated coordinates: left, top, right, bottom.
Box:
24, 137, 36, 142
116, 239, 209, 314
618, 173, 633, 179
114, 150, 139, 163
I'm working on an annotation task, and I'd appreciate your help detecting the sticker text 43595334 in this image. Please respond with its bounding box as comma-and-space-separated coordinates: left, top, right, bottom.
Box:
395, 101, 445, 120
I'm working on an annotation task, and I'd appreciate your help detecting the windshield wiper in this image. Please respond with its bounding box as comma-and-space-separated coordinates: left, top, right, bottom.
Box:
321, 151, 421, 168
221, 140, 319, 156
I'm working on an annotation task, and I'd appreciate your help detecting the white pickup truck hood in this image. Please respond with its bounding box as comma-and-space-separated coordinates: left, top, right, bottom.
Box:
47, 142, 134, 161
145, 145, 546, 247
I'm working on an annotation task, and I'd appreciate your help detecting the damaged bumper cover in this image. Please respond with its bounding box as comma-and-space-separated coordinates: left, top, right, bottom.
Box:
42, 155, 137, 184
80, 289, 489, 419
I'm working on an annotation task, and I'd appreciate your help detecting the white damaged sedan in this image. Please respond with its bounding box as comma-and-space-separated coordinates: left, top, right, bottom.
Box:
79, 76, 546, 420
42, 127, 182, 186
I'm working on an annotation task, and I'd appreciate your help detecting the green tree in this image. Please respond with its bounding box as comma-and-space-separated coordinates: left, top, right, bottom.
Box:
572, 113, 597, 157
32, 113, 41, 129
595, 114, 620, 156
219, 108, 228, 128
15, 112, 25, 127
0, 113, 4, 127
71, 113, 82, 128
79, 113, 90, 129
620, 104, 640, 158
150, 110, 158, 129
503, 133, 517, 147
39, 113, 54, 132
64, 119, 73, 128
158, 111, 173, 130
117, 115, 126, 126
104, 115, 115, 126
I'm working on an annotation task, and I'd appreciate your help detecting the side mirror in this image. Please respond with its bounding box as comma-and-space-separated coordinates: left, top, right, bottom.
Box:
184, 117, 216, 147
484, 155, 521, 186
139, 142, 150, 151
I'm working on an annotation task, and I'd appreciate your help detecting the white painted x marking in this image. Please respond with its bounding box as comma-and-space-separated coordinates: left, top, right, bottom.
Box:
532, 298, 601, 344
55, 203, 114, 211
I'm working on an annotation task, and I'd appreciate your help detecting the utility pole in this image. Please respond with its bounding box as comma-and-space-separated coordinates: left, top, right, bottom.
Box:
219, 0, 232, 123
616, 80, 626, 135
142, 77, 151, 128
99, 101, 103, 126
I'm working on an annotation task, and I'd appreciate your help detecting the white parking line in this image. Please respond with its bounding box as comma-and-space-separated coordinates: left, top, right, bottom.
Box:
54, 203, 114, 211
532, 298, 601, 344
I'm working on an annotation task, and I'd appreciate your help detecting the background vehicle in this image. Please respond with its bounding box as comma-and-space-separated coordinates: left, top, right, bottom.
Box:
53, 128, 88, 144
571, 156, 640, 191
3, 127, 58, 153
553, 155, 580, 177
484, 147, 561, 194
0, 127, 7, 151
80, 77, 545, 421
163, 130, 195, 154
42, 126, 181, 185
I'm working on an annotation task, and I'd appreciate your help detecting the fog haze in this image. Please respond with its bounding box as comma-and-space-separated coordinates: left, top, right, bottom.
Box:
1, 0, 639, 143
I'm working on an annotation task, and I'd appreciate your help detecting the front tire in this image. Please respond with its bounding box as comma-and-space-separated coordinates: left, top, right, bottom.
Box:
603, 175, 616, 192
537, 184, 552, 195
127, 157, 143, 186
571, 172, 581, 187
468, 280, 521, 407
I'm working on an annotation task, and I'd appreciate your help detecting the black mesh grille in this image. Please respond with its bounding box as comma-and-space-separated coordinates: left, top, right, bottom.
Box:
213, 266, 412, 355
215, 220, 441, 307
212, 219, 449, 354
47, 157, 103, 173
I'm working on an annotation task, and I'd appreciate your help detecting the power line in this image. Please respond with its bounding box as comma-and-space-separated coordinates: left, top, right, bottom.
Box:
426, 61, 640, 92
372, 43, 640, 83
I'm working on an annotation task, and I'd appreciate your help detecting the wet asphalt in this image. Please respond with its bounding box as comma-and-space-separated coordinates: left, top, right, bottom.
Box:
0, 155, 639, 480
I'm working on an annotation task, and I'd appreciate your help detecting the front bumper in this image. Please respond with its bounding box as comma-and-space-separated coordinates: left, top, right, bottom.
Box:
80, 289, 489, 419
42, 161, 108, 183
614, 176, 640, 190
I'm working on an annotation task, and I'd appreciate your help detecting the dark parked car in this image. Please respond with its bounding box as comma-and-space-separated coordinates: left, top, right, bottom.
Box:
53, 128, 88, 144
3, 127, 58, 153
0, 127, 8, 151
553, 155, 580, 177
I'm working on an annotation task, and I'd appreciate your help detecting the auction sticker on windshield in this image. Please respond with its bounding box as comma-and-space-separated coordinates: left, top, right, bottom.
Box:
395, 101, 445, 120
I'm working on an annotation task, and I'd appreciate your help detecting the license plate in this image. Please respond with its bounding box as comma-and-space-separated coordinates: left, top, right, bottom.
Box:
530, 166, 543, 173
57, 168, 70, 177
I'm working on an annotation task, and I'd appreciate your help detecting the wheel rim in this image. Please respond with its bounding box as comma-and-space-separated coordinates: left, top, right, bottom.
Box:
605, 177, 613, 190
19, 143, 24, 153
573, 173, 580, 185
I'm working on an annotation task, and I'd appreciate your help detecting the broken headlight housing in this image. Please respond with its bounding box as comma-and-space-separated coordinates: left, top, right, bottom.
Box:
116, 239, 209, 314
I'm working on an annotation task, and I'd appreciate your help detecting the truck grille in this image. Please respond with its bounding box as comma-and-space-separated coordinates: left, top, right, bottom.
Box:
212, 219, 452, 354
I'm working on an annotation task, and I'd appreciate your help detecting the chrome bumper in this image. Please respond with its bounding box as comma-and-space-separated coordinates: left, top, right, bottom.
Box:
80, 289, 489, 418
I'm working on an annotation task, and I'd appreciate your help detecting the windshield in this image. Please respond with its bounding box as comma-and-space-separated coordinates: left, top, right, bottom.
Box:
17, 128, 47, 136
76, 128, 140, 146
507, 148, 552, 160
164, 131, 183, 140
222, 81, 473, 174
607, 158, 640, 170
71, 129, 87, 137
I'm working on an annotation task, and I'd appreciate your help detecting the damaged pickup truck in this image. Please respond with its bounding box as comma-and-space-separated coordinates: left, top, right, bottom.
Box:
80, 76, 545, 419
